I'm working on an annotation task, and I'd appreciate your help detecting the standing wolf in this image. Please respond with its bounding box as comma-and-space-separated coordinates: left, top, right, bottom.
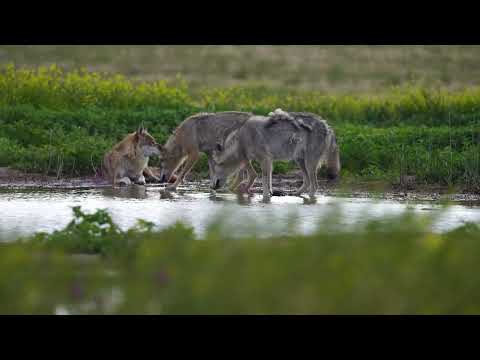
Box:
103, 126, 161, 186
210, 109, 340, 198
157, 111, 253, 191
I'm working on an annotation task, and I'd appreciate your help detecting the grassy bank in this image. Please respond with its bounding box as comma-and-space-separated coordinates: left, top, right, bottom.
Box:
0, 65, 480, 188
2, 206, 480, 314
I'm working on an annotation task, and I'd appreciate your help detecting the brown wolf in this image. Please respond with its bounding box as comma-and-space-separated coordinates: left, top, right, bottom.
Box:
158, 111, 253, 191
103, 126, 161, 186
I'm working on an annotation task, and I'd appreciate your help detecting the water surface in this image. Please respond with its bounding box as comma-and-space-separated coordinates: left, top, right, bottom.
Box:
1, 186, 479, 240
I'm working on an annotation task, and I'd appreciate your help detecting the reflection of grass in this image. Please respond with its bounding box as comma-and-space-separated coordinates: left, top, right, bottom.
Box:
2, 206, 480, 314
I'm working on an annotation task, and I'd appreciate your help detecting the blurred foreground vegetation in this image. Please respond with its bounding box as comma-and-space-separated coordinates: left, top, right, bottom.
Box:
1, 206, 480, 314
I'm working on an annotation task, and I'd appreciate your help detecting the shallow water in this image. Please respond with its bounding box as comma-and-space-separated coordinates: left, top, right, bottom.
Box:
1, 185, 480, 240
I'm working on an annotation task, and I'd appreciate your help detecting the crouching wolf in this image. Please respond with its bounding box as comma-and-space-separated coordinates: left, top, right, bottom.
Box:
103, 126, 161, 186
157, 111, 253, 191
210, 109, 340, 198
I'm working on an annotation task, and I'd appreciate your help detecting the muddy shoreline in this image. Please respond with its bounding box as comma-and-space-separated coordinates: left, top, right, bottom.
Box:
1, 167, 480, 204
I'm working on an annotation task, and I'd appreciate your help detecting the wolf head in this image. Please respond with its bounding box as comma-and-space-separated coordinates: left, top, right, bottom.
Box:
135, 126, 161, 157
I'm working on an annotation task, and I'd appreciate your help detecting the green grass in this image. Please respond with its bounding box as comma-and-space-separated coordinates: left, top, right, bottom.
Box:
2, 206, 480, 314
0, 64, 479, 187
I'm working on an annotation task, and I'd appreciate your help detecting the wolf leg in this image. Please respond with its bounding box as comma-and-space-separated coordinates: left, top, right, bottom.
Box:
143, 167, 160, 183
294, 158, 310, 196
229, 169, 243, 192
231, 161, 256, 194
242, 161, 258, 194
166, 153, 199, 191
108, 154, 122, 187
229, 160, 247, 192
305, 157, 319, 197
261, 159, 273, 198
118, 177, 132, 186
133, 175, 146, 185
206, 153, 215, 180
103, 152, 116, 186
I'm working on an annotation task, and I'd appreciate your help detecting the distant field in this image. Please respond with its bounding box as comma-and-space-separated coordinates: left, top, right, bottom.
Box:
2, 45, 480, 93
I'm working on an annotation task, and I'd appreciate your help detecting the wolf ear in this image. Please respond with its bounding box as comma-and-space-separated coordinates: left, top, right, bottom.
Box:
137, 125, 146, 135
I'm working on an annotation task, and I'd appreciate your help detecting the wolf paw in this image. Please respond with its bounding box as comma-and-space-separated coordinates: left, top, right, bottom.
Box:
146, 175, 161, 184
271, 189, 287, 196
117, 177, 132, 186
134, 175, 146, 185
